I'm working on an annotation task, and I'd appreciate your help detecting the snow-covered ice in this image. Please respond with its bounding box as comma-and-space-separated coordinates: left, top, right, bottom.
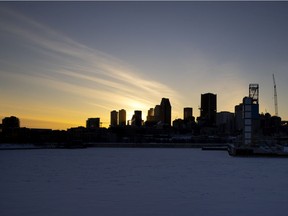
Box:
0, 148, 288, 216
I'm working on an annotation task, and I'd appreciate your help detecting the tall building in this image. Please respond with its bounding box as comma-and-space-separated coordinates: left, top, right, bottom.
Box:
86, 118, 100, 129
248, 84, 260, 135
234, 103, 243, 132
184, 107, 193, 121
160, 98, 171, 126
249, 84, 259, 104
131, 110, 142, 127
146, 108, 155, 122
200, 93, 217, 126
154, 105, 161, 123
110, 110, 118, 127
119, 109, 126, 127
216, 111, 234, 135
243, 97, 253, 145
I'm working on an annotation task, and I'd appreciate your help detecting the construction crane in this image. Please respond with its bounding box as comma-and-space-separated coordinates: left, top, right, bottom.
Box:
273, 74, 278, 116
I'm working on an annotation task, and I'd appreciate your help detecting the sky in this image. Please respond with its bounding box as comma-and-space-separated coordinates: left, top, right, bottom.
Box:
1, 1, 288, 129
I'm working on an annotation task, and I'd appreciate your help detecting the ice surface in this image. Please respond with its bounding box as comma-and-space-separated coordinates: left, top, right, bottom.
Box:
1, 148, 288, 216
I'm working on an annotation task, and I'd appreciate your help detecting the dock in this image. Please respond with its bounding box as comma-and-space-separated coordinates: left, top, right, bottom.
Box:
228, 144, 288, 157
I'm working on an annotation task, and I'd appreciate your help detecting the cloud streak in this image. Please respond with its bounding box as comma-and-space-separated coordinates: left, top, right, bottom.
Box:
0, 6, 181, 127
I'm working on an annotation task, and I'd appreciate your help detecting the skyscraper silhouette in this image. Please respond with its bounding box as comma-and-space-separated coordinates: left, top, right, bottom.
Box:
154, 105, 161, 123
110, 110, 118, 127
200, 93, 217, 126
234, 103, 243, 132
146, 108, 154, 122
184, 107, 193, 121
160, 98, 171, 126
131, 110, 142, 127
119, 109, 126, 127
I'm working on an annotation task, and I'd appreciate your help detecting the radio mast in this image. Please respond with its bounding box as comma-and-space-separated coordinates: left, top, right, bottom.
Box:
273, 74, 278, 116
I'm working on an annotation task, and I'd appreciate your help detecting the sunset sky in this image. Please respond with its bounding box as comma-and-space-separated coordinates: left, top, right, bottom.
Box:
1, 1, 288, 129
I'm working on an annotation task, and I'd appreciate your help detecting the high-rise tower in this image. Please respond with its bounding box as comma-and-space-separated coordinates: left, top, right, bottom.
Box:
131, 110, 142, 127
118, 109, 126, 127
154, 105, 161, 123
249, 84, 259, 104
184, 107, 193, 121
160, 98, 171, 126
110, 110, 118, 127
146, 108, 155, 122
200, 93, 217, 126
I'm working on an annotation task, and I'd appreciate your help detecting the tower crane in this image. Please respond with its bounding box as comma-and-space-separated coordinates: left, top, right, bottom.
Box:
273, 74, 278, 116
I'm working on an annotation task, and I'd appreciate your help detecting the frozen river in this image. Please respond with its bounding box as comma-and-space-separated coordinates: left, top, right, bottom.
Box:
1, 148, 288, 216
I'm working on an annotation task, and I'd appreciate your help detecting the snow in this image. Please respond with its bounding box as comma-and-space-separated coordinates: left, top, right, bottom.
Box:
0, 143, 39, 149
1, 148, 288, 216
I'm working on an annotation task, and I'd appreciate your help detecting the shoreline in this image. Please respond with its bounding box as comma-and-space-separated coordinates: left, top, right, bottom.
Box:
0, 142, 229, 150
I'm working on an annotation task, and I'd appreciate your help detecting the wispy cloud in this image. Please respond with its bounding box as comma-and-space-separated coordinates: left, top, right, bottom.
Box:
0, 6, 181, 126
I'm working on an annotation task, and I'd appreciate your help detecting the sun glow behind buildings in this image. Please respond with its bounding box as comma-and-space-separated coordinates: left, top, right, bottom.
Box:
0, 6, 180, 129
125, 100, 151, 123
1, 2, 288, 129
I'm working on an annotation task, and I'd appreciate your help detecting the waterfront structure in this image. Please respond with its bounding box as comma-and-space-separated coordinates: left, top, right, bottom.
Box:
160, 98, 171, 126
184, 107, 193, 121
243, 97, 254, 145
243, 95, 260, 145
199, 93, 217, 126
110, 110, 118, 127
119, 109, 126, 127
86, 118, 100, 129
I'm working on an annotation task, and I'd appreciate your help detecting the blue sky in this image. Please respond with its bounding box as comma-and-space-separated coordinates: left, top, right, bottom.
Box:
1, 1, 288, 129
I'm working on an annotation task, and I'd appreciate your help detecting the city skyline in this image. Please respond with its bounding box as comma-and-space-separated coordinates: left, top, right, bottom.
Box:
1, 2, 288, 129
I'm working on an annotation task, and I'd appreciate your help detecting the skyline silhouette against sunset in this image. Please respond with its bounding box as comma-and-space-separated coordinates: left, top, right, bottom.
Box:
1, 2, 288, 129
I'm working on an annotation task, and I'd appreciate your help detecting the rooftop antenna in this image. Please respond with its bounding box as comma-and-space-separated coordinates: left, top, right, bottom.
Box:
273, 74, 278, 116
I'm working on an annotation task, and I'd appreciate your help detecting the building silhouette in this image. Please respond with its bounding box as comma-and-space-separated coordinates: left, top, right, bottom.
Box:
260, 113, 282, 136
131, 110, 142, 127
110, 110, 118, 127
248, 84, 260, 137
216, 111, 234, 135
2, 116, 20, 129
118, 109, 126, 127
146, 108, 155, 122
199, 93, 217, 126
184, 107, 193, 121
160, 98, 171, 126
234, 103, 243, 133
154, 105, 161, 123
243, 97, 253, 145
86, 118, 100, 129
